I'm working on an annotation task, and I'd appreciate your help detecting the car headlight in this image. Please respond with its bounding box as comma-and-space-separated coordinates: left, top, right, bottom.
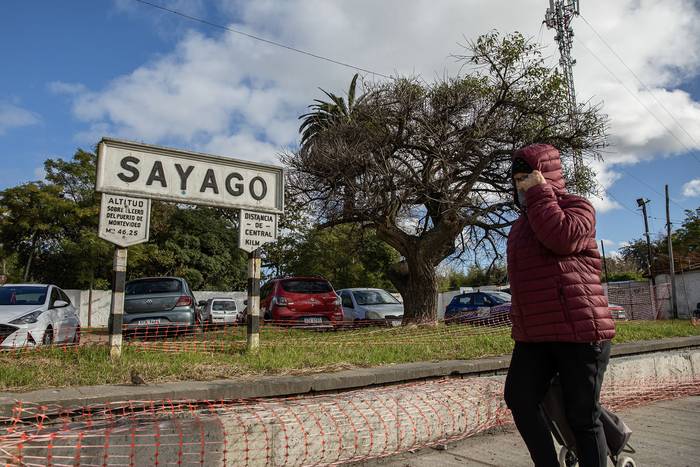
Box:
10, 309, 45, 325
366, 311, 382, 320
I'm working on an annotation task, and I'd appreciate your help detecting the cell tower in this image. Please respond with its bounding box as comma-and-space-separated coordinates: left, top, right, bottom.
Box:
545, 0, 583, 190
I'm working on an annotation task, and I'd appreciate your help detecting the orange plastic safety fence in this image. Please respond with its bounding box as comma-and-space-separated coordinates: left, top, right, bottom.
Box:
1, 373, 698, 466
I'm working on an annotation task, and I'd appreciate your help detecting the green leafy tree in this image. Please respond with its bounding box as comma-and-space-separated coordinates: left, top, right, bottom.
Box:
299, 73, 365, 149
285, 32, 608, 323
617, 207, 699, 279
278, 225, 399, 290
438, 264, 508, 292
128, 205, 248, 290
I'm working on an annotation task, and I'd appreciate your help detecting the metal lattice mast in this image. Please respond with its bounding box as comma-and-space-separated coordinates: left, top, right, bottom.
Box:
545, 0, 582, 190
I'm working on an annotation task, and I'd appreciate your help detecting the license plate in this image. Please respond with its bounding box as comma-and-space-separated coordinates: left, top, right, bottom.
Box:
390, 320, 402, 327
137, 319, 161, 326
303, 317, 323, 324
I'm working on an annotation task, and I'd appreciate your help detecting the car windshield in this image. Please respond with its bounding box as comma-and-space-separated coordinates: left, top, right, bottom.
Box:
126, 279, 182, 295
212, 301, 237, 311
487, 292, 511, 303
281, 280, 333, 294
0, 286, 48, 306
353, 290, 400, 306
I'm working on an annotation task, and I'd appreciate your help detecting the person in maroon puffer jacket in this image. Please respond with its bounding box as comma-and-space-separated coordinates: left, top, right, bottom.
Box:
504, 144, 616, 467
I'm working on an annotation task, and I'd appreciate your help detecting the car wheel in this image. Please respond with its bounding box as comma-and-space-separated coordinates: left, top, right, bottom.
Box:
42, 326, 54, 346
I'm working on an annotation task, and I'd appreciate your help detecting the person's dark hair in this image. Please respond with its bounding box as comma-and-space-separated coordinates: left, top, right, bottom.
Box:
511, 157, 533, 176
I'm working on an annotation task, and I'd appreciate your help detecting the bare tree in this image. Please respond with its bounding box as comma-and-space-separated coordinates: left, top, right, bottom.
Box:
283, 32, 607, 323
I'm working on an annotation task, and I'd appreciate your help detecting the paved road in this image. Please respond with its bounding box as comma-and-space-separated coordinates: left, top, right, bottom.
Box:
363, 396, 700, 467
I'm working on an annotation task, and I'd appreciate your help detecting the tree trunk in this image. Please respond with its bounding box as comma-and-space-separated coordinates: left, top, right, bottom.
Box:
389, 253, 439, 324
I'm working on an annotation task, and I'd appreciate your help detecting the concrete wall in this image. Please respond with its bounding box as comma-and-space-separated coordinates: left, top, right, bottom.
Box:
65, 289, 247, 327
655, 269, 700, 318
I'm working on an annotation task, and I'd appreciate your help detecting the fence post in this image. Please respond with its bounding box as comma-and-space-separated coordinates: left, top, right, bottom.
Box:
108, 247, 128, 359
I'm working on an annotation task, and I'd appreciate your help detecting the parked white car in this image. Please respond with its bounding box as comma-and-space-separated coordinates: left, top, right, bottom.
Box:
0, 284, 80, 347
338, 288, 404, 326
200, 297, 243, 326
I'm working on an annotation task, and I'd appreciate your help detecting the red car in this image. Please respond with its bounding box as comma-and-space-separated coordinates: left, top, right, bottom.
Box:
260, 276, 344, 327
608, 303, 627, 320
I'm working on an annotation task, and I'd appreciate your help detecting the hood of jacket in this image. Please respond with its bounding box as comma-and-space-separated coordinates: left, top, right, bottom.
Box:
512, 144, 567, 207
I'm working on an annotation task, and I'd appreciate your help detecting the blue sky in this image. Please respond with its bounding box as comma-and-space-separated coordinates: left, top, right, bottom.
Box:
1, 0, 699, 257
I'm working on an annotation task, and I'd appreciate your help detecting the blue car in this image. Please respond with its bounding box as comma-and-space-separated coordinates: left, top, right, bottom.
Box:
444, 291, 512, 325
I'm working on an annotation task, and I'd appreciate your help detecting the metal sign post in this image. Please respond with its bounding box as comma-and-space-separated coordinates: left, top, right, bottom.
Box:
238, 209, 278, 351
98, 193, 152, 358
108, 247, 128, 359
246, 249, 262, 351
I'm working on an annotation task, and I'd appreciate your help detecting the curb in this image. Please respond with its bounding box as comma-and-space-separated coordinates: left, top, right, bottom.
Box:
1, 335, 699, 417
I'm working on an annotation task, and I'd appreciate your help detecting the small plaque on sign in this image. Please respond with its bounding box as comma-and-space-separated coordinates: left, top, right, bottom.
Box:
98, 194, 151, 247
239, 209, 278, 253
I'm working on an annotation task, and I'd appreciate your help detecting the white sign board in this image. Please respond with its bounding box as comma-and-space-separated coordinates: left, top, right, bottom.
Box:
239, 209, 278, 253
96, 138, 284, 213
98, 194, 151, 247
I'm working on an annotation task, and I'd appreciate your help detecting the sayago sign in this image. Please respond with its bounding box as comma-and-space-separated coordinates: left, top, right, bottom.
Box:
96, 138, 284, 213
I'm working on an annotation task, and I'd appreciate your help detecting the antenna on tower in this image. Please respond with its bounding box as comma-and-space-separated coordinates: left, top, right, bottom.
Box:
545, 0, 584, 192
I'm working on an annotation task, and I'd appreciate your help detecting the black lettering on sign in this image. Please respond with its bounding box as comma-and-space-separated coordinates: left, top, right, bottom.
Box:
225, 172, 243, 196
250, 176, 267, 201
175, 164, 194, 190
117, 156, 140, 183
146, 161, 167, 187
200, 169, 219, 194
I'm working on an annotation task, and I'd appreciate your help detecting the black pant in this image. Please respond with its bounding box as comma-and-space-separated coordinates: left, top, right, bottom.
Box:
504, 340, 611, 467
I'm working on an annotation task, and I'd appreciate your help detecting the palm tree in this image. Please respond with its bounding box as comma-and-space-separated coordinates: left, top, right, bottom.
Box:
298, 73, 364, 150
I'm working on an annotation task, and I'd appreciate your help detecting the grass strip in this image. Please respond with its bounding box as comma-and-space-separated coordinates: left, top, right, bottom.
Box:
0, 320, 697, 392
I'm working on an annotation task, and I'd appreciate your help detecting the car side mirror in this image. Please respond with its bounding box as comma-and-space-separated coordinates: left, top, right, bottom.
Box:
52, 300, 69, 309
244, 299, 248, 305
198, 300, 207, 307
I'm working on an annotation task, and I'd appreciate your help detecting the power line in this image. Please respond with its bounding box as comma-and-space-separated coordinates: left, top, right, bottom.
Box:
574, 34, 700, 166
579, 14, 700, 149
129, 0, 392, 79
600, 188, 640, 216
649, 215, 684, 224
612, 165, 686, 210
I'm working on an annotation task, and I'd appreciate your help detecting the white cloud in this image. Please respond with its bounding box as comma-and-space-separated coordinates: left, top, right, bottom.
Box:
588, 160, 623, 213
204, 131, 280, 165
60, 0, 700, 174
600, 239, 618, 249
682, 178, 700, 197
0, 102, 40, 135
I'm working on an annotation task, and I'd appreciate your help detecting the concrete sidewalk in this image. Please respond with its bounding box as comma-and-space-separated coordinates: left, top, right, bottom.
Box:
365, 396, 700, 467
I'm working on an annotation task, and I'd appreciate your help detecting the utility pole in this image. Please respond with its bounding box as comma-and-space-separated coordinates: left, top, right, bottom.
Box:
545, 0, 583, 191
600, 240, 609, 284
636, 198, 656, 287
665, 185, 679, 319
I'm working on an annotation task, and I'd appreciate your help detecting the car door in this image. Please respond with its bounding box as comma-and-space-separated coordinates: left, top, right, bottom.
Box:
47, 287, 66, 341
260, 283, 273, 319
58, 288, 79, 341
474, 293, 491, 318
340, 291, 357, 321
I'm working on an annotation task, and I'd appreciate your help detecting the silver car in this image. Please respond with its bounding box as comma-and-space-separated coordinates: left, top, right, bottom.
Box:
338, 288, 403, 326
